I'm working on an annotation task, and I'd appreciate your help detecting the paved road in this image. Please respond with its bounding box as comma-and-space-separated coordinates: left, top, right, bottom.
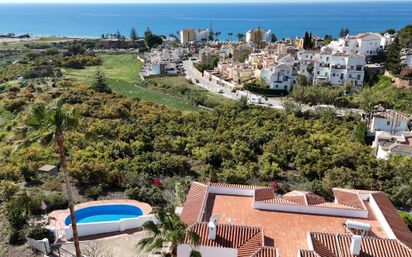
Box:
183, 60, 298, 110
183, 60, 363, 115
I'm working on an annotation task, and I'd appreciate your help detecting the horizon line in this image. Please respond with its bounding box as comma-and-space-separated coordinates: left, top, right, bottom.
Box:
0, 0, 411, 3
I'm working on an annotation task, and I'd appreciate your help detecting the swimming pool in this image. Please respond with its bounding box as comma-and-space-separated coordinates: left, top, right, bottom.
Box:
64, 204, 143, 225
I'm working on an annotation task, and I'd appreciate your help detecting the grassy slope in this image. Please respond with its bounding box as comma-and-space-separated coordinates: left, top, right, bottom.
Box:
65, 53, 200, 112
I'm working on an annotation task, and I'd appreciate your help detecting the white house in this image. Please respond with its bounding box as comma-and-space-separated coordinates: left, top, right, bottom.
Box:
373, 131, 412, 160
269, 64, 293, 91
370, 109, 410, 133
327, 33, 387, 56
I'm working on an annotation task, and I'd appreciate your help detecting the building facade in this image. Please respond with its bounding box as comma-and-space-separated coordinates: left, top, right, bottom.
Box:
246, 28, 271, 43
180, 28, 209, 44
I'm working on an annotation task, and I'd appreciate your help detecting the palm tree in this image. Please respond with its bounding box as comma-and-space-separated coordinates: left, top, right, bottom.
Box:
137, 211, 201, 257
256, 77, 269, 88
14, 100, 87, 257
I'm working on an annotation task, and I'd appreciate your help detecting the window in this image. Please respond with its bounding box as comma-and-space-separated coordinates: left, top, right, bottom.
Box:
357, 75, 361, 80
396, 121, 401, 126
326, 57, 329, 62
275, 85, 278, 88
387, 121, 391, 126
270, 68, 273, 72
333, 73, 335, 77
325, 72, 328, 77
306, 55, 308, 58
317, 71, 320, 75
310, 56, 313, 60
349, 74, 352, 78
356, 51, 358, 53
351, 66, 354, 69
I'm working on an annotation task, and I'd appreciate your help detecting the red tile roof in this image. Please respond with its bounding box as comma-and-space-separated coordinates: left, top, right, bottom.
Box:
255, 188, 275, 201
298, 250, 320, 257
313, 202, 358, 210
185, 222, 262, 250
371, 192, 412, 249
251, 247, 278, 257
310, 232, 412, 257
180, 182, 208, 225
333, 188, 366, 210
340, 189, 381, 194
209, 183, 266, 190
238, 231, 264, 257
283, 191, 326, 206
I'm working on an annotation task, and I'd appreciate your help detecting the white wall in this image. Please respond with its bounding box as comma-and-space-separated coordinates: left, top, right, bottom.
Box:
27, 237, 49, 255
369, 195, 396, 239
208, 186, 254, 196
253, 201, 368, 218
376, 145, 389, 160
177, 244, 237, 257
65, 215, 156, 240
371, 117, 409, 132
406, 55, 412, 68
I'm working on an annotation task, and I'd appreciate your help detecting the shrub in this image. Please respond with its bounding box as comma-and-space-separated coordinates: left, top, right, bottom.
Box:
400, 67, 412, 78
41, 179, 61, 191
1, 180, 19, 202
27, 224, 55, 243
399, 211, 412, 226
8, 85, 20, 93
3, 98, 27, 112
23, 69, 39, 79
85, 186, 103, 201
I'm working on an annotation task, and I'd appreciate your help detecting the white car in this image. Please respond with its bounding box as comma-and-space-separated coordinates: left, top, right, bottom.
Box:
214, 88, 224, 94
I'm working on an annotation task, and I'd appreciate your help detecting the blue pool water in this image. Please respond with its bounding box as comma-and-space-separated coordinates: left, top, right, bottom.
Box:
65, 205, 143, 225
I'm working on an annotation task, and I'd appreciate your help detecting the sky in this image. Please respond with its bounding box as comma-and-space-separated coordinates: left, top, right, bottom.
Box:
0, 0, 410, 3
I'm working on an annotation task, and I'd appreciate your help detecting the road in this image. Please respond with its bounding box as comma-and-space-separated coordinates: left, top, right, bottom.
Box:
183, 60, 296, 110
183, 60, 364, 115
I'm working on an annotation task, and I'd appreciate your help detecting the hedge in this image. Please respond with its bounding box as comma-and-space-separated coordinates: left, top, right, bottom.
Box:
243, 82, 288, 96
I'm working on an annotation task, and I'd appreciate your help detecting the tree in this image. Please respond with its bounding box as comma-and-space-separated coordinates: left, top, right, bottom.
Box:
145, 33, 163, 48
256, 77, 269, 88
255, 26, 263, 51
270, 33, 278, 43
309, 33, 313, 49
296, 74, 308, 87
209, 31, 214, 41
236, 33, 245, 41
344, 28, 350, 36
14, 101, 86, 257
303, 31, 310, 49
211, 56, 219, 68
398, 25, 412, 47
381, 28, 396, 35
144, 27, 152, 38
339, 28, 345, 38
130, 27, 138, 43
306, 62, 314, 83
385, 36, 402, 74
92, 67, 111, 93
137, 211, 201, 257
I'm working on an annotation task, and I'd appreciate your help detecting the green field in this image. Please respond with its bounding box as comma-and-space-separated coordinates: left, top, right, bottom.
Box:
65, 53, 200, 112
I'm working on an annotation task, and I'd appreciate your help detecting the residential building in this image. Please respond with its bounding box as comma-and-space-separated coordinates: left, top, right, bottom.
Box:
177, 182, 412, 257
180, 28, 209, 44
370, 109, 410, 133
233, 67, 255, 84
406, 55, 412, 68
246, 28, 271, 43
374, 131, 412, 159
327, 33, 393, 56
296, 34, 322, 49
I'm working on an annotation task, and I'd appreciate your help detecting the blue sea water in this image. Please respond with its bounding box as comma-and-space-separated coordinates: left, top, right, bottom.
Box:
0, 2, 411, 39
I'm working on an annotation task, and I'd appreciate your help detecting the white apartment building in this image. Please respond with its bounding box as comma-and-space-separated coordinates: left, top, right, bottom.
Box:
180, 28, 209, 44
297, 50, 365, 86
246, 28, 271, 43
327, 33, 393, 56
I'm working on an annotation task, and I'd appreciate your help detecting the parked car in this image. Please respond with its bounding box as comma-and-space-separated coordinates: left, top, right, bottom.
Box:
214, 88, 224, 94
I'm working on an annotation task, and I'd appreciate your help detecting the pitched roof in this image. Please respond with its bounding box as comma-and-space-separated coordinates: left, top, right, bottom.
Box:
298, 250, 320, 257
283, 191, 326, 206
180, 182, 208, 225
251, 247, 278, 257
184, 222, 262, 250
389, 144, 412, 154
332, 188, 367, 210
309, 232, 412, 257
275, 64, 292, 69
371, 192, 412, 249
209, 183, 266, 190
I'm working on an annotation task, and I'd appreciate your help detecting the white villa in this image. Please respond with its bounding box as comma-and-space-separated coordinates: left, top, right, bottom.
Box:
246, 28, 271, 43
327, 33, 395, 56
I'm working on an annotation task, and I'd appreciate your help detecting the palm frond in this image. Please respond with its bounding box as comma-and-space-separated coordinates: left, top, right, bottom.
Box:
187, 230, 200, 246
190, 250, 202, 257
137, 237, 155, 251
142, 221, 160, 235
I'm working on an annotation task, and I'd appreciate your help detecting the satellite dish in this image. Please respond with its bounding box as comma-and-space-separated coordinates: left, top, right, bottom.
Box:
210, 214, 221, 223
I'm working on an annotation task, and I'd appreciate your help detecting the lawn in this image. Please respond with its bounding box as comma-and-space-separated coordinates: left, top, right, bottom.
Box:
65, 53, 200, 112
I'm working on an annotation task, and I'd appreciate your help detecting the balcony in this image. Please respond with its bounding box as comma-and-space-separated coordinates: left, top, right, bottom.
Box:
331, 65, 346, 70
318, 63, 330, 68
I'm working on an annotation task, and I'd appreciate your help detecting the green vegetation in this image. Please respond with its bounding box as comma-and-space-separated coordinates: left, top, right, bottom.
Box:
244, 82, 288, 96
385, 36, 402, 74
27, 224, 56, 243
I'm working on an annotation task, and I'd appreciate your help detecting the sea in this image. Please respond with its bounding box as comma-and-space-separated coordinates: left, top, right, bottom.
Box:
0, 2, 411, 39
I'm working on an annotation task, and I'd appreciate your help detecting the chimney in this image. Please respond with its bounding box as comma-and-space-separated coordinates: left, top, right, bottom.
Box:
208, 220, 216, 240
350, 235, 362, 255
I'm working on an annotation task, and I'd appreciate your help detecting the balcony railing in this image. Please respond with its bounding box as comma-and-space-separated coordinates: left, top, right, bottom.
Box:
331, 65, 346, 69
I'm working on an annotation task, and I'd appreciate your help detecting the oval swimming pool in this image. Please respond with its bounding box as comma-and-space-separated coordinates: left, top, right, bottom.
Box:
65, 204, 143, 225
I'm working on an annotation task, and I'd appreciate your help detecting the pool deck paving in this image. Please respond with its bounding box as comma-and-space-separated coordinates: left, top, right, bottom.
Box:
55, 230, 157, 257
48, 199, 152, 243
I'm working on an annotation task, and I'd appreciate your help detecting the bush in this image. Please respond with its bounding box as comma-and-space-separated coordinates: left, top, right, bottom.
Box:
85, 186, 103, 200
27, 224, 55, 243
243, 82, 288, 96
41, 179, 61, 191
23, 69, 39, 79
125, 186, 166, 208
8, 85, 20, 93
399, 211, 412, 226
3, 98, 27, 113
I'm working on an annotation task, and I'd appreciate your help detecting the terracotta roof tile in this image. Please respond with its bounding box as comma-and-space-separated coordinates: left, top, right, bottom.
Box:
209, 183, 265, 190
185, 222, 262, 250
333, 188, 366, 210
238, 231, 264, 257
251, 247, 279, 257
341, 189, 382, 194
180, 182, 208, 225
371, 193, 412, 249
298, 250, 320, 257
255, 188, 275, 201
313, 202, 358, 210
310, 232, 412, 257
